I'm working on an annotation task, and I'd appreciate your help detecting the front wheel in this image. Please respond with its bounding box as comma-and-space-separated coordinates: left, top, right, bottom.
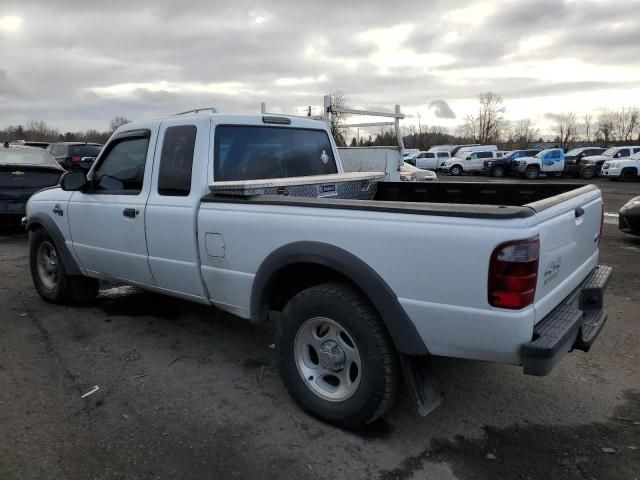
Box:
491, 165, 506, 177
525, 166, 540, 179
449, 165, 462, 176
580, 166, 595, 180
276, 283, 398, 429
29, 228, 98, 303
620, 169, 636, 182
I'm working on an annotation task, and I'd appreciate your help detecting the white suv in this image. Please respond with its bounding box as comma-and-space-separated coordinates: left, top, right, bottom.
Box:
601, 150, 640, 181
441, 150, 503, 176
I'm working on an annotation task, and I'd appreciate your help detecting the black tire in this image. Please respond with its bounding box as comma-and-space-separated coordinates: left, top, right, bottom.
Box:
492, 165, 505, 177
276, 282, 398, 429
620, 169, 636, 182
29, 228, 98, 304
449, 165, 462, 176
580, 166, 595, 180
525, 165, 540, 180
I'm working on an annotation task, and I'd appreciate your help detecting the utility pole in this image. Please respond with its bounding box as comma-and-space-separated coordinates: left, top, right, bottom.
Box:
307, 106, 312, 117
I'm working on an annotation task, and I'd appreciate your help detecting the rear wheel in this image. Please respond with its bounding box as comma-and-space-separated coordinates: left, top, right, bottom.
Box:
525, 165, 540, 180
449, 165, 462, 176
29, 228, 98, 303
276, 282, 398, 429
491, 165, 506, 177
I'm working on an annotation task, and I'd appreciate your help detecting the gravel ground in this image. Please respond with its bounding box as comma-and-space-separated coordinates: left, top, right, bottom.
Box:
0, 177, 638, 480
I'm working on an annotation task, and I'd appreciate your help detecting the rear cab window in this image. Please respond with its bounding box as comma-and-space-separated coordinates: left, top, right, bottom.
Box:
214, 125, 338, 181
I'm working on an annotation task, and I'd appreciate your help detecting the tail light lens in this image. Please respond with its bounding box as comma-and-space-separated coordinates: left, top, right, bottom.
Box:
71, 156, 81, 163
488, 236, 539, 309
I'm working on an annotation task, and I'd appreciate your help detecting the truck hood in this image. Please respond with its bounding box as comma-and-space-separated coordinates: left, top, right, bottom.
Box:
582, 155, 608, 163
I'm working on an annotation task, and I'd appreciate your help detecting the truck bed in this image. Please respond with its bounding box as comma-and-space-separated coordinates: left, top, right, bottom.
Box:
203, 181, 598, 220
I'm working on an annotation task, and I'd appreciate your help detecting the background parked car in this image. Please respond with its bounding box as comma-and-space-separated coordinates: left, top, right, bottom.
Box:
619, 196, 640, 235
441, 149, 502, 176
408, 150, 451, 170
484, 149, 540, 177
400, 162, 438, 182
0, 143, 63, 224
563, 147, 606, 178
581, 146, 640, 180
601, 151, 640, 181
46, 142, 102, 170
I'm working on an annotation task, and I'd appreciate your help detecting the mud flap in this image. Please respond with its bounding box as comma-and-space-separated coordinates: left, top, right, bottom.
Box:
400, 355, 442, 416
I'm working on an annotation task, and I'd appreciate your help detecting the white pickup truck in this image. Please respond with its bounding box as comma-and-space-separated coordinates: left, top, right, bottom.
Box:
25, 112, 611, 428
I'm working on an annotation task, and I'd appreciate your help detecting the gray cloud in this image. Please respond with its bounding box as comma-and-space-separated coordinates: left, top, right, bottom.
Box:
429, 99, 456, 119
0, 0, 637, 131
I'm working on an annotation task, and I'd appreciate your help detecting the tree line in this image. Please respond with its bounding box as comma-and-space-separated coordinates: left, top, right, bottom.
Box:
339, 91, 640, 151
0, 117, 131, 145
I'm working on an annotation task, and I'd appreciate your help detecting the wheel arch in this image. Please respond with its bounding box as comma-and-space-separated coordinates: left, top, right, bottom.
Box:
26, 213, 82, 276
250, 241, 429, 355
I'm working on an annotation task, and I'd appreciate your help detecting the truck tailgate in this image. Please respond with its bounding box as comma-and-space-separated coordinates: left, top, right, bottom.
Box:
531, 188, 602, 323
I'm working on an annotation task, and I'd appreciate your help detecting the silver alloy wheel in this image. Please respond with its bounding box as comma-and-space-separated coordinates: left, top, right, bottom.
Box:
450, 166, 462, 176
294, 317, 362, 402
493, 166, 505, 177
36, 240, 59, 290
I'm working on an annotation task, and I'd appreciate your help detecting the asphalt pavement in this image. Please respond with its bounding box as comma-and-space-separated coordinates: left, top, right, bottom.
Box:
0, 177, 638, 480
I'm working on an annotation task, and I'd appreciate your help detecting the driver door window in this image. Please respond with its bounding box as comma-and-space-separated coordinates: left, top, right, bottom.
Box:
93, 135, 150, 194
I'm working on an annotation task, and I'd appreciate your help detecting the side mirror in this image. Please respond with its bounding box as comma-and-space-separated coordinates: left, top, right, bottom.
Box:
60, 170, 88, 191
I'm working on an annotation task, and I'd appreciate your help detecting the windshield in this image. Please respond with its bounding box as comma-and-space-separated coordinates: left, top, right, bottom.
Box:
534, 150, 547, 158
603, 147, 618, 156
629, 152, 640, 160
566, 148, 582, 156
0, 148, 60, 167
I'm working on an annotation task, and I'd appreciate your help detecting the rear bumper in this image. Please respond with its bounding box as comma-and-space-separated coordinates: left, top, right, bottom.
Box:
522, 264, 612, 376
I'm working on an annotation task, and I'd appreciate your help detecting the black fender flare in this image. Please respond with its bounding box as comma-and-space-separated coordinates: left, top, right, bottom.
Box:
26, 213, 82, 276
251, 241, 429, 355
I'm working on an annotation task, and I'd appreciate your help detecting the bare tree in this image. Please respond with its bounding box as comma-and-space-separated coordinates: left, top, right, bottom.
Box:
612, 107, 640, 142
461, 92, 505, 144
510, 118, 539, 149
556, 113, 578, 149
25, 120, 58, 141
597, 111, 615, 144
582, 113, 593, 143
110, 116, 131, 132
328, 90, 350, 146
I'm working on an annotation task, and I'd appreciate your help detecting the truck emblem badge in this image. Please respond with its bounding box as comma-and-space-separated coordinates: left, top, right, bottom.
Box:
53, 204, 64, 216
543, 257, 562, 286
320, 150, 329, 164
12, 170, 25, 176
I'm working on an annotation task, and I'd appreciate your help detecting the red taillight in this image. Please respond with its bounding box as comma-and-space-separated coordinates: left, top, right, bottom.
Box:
488, 236, 539, 309
71, 156, 81, 163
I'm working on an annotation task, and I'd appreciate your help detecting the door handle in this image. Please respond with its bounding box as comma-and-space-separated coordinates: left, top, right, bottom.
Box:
575, 207, 585, 218
123, 208, 138, 218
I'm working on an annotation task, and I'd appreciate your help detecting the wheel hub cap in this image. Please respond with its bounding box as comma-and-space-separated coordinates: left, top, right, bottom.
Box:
318, 340, 345, 371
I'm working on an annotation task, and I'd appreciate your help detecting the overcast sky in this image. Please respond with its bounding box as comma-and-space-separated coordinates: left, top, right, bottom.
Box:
1, 0, 639, 135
